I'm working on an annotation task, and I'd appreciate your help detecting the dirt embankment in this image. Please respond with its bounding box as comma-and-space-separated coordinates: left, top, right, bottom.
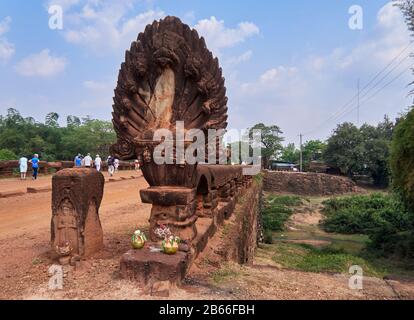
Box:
263, 171, 364, 196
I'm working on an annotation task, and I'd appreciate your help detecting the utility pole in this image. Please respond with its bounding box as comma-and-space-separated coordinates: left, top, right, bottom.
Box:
299, 133, 303, 172
357, 78, 360, 126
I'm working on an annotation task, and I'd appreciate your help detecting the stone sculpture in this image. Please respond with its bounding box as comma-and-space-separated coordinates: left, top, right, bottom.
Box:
51, 168, 105, 264
110, 16, 228, 243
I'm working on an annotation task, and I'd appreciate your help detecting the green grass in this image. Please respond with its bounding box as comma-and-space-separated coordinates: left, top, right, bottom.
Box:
262, 195, 303, 232
261, 193, 414, 278
211, 268, 240, 284
264, 242, 386, 277
273, 225, 369, 255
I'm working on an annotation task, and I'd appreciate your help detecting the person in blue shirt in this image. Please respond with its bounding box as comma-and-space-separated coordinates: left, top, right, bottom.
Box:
74, 154, 82, 167
29, 154, 40, 180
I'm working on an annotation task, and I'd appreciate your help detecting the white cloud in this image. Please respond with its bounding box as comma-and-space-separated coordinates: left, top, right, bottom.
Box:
55, 0, 164, 53
45, 0, 80, 10
0, 16, 15, 63
84, 80, 106, 90
228, 1, 412, 144
225, 50, 253, 67
0, 16, 12, 36
15, 49, 67, 77
194, 16, 259, 56
44, 1, 259, 58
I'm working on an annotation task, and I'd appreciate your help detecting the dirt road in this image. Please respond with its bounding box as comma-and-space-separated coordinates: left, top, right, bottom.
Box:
0, 174, 151, 299
0, 171, 146, 238
1, 178, 414, 300
0, 170, 141, 194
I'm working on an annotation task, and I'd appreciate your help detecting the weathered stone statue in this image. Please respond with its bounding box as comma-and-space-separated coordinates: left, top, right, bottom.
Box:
113, 17, 254, 290
110, 16, 228, 243
51, 168, 105, 264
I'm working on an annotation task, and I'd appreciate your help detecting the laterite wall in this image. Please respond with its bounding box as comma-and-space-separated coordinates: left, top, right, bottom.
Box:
263, 170, 362, 196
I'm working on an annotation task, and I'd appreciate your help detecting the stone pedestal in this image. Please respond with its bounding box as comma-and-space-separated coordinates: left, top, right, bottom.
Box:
120, 245, 189, 285
51, 168, 105, 261
140, 187, 198, 243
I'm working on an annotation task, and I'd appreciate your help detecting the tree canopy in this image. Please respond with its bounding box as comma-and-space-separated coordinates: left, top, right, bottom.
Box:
0, 108, 116, 161
323, 117, 394, 186
249, 123, 284, 168
390, 108, 414, 212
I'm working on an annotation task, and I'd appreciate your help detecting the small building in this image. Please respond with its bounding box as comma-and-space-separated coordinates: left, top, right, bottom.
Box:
269, 160, 297, 172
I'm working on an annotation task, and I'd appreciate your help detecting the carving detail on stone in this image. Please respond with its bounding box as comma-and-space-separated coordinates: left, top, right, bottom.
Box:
111, 16, 228, 167
111, 16, 229, 245
51, 168, 105, 261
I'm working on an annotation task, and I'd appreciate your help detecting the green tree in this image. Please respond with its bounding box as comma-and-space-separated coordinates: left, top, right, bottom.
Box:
324, 119, 394, 186
0, 109, 117, 161
390, 107, 414, 213
360, 118, 393, 187
280, 143, 300, 163
45, 112, 60, 127
0, 149, 17, 160
323, 122, 364, 177
249, 123, 284, 169
302, 140, 326, 169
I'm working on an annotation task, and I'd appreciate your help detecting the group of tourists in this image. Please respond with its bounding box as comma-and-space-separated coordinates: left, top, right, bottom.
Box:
73, 153, 119, 177
16, 152, 137, 181
18, 154, 39, 180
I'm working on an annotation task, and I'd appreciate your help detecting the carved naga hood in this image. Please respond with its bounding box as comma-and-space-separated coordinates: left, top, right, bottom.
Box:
110, 16, 228, 160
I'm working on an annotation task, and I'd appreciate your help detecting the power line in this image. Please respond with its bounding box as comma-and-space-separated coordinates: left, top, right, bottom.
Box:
329, 62, 413, 124
303, 41, 414, 136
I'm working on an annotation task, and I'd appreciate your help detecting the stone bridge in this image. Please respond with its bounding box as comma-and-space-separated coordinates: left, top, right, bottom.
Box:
49, 16, 261, 294
0, 160, 136, 176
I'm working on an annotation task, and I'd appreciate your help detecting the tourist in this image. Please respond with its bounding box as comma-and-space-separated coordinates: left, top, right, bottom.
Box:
107, 156, 115, 177
134, 159, 140, 171
83, 153, 93, 168
94, 155, 102, 172
74, 154, 82, 167
114, 157, 120, 172
29, 154, 39, 180
18, 155, 28, 180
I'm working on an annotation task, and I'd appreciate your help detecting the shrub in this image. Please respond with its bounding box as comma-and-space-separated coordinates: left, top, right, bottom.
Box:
262, 195, 302, 232
390, 108, 414, 213
0, 148, 17, 160
321, 193, 414, 258
263, 229, 274, 244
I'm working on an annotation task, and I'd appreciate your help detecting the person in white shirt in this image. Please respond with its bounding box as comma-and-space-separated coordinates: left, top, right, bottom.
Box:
83, 153, 93, 168
19, 156, 28, 180
94, 155, 102, 172
114, 158, 120, 172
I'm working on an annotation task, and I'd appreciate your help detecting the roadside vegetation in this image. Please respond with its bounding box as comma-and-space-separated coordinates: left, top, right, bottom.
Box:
0, 108, 116, 161
260, 192, 414, 278
262, 195, 304, 243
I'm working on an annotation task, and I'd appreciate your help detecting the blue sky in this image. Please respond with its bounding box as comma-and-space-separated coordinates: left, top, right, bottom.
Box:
0, 0, 412, 145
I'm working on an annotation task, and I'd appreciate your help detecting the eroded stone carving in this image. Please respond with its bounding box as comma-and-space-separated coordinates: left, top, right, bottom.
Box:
51, 168, 105, 263
110, 16, 228, 242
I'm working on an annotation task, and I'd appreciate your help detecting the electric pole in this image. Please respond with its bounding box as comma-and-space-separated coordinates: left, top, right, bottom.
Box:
299, 133, 303, 172
357, 78, 360, 126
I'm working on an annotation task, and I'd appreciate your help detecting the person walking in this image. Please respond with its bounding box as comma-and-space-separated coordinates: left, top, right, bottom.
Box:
84, 153, 93, 168
114, 158, 120, 172
74, 154, 82, 167
94, 155, 102, 172
107, 156, 115, 177
29, 154, 39, 180
134, 159, 140, 171
19, 156, 28, 180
